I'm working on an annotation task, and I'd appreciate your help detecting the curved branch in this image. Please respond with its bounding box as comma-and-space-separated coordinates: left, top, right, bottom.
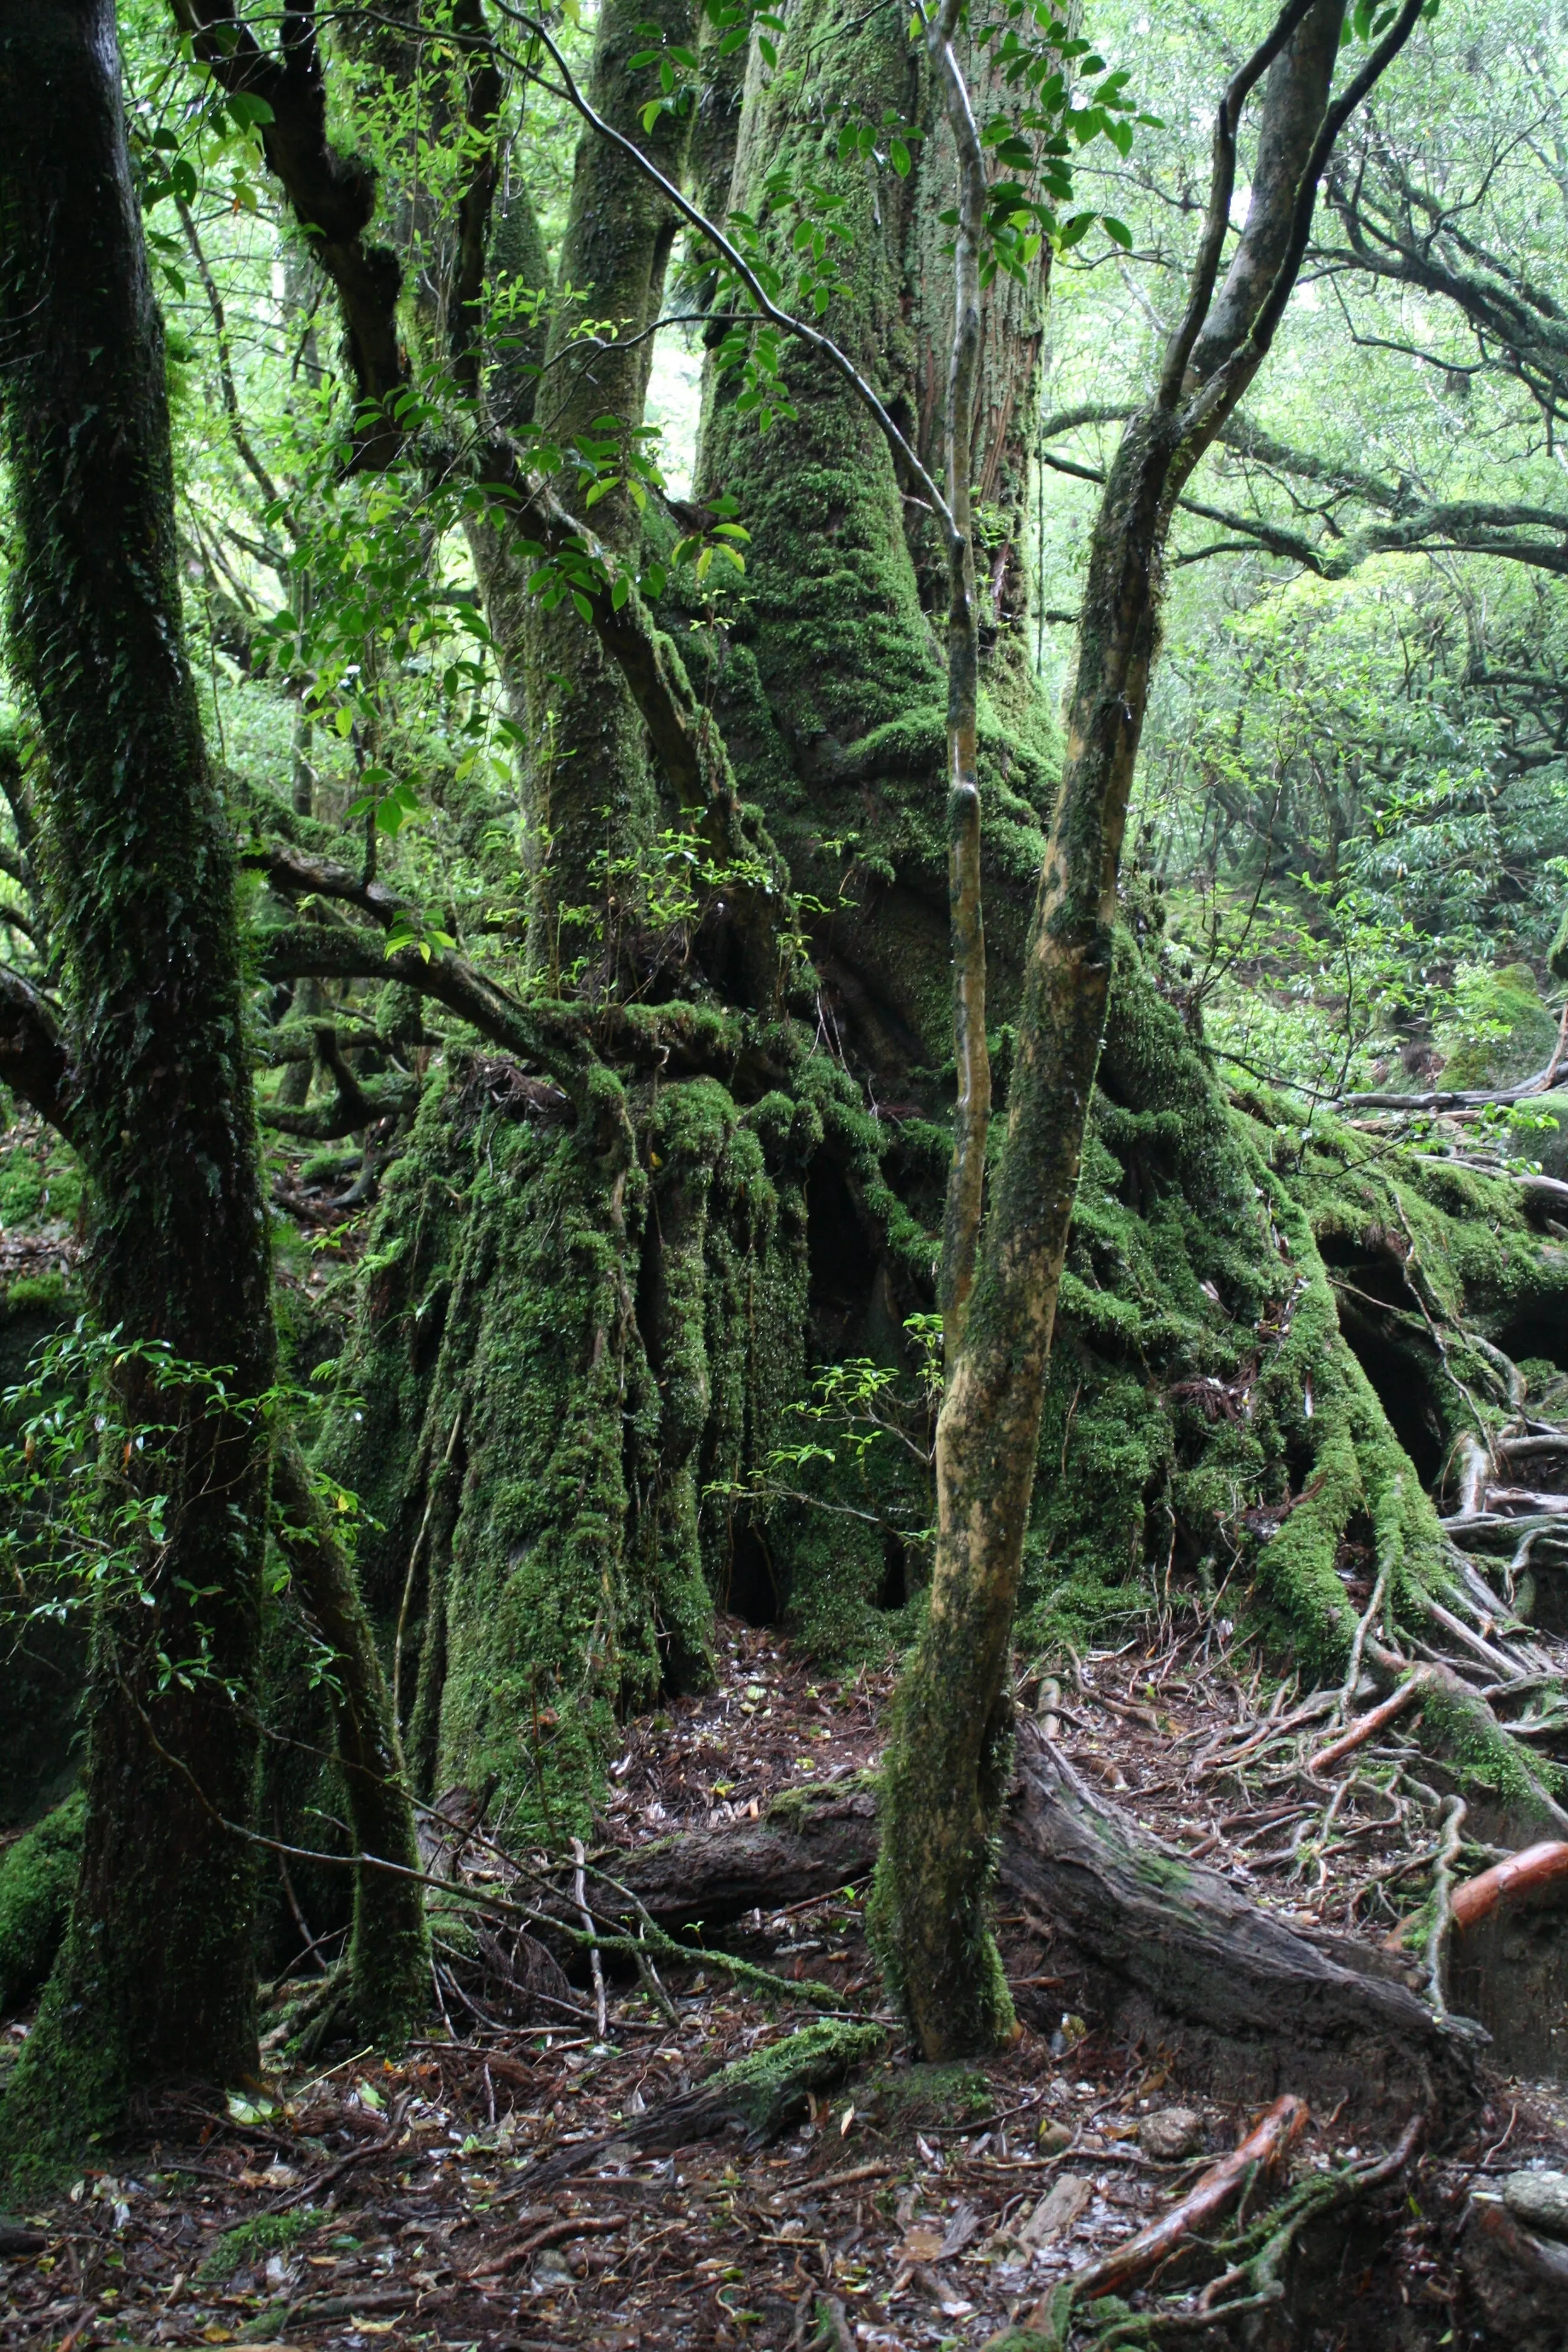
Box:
0, 965, 78, 1143
169, 1, 407, 455
1040, 448, 1568, 581
256, 920, 581, 1080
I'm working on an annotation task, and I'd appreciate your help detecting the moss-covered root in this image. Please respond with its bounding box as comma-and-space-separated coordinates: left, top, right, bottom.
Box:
690, 2018, 887, 2139
538, 2019, 886, 2183
1402, 1662, 1568, 1837
272, 1440, 429, 2047
0, 1792, 83, 2017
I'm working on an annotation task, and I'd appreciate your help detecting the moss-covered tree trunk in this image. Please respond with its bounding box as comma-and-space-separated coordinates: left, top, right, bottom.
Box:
693, 0, 1059, 1081
504, 0, 699, 978
314, 0, 1074, 1841
872, 0, 1431, 2057
0, 0, 275, 2158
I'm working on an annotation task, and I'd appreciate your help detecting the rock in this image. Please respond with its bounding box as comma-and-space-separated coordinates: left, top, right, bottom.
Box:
1018, 2173, 1091, 2247
1138, 2105, 1205, 2161
1505, 2169, 1568, 2243
1462, 2194, 1568, 2351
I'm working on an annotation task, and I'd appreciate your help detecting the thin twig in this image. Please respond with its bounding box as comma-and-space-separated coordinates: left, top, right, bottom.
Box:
572, 1835, 608, 2040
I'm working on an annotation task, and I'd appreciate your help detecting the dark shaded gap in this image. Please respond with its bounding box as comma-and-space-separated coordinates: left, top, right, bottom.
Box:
724, 1521, 779, 1626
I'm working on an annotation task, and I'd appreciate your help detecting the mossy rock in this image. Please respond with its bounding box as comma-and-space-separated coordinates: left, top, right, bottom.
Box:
1439, 968, 1558, 1089
1509, 1091, 1568, 1181
0, 1792, 84, 2016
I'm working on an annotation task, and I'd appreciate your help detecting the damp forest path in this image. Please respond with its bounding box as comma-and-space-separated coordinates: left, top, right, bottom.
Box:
7, 1578, 1568, 2352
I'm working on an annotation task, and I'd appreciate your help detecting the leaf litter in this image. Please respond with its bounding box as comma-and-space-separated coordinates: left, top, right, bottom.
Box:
4, 1619, 1568, 2350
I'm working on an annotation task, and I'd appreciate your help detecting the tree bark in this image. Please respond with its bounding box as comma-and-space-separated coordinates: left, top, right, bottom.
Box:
272, 1441, 430, 2043
512, 0, 698, 979
0, 0, 275, 2157
874, 0, 1430, 2059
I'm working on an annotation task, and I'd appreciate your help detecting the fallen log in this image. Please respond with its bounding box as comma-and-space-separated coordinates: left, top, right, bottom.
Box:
598, 1723, 1482, 2129
592, 1783, 881, 1935
1000, 1722, 1481, 2126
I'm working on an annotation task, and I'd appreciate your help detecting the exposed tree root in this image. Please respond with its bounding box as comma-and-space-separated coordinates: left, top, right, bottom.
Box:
987, 2109, 1425, 2351
522, 2017, 886, 2187
595, 1720, 1481, 2129
1000, 1723, 1481, 2126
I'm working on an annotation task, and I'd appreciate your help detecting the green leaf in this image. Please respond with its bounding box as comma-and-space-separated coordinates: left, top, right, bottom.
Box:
224, 92, 275, 131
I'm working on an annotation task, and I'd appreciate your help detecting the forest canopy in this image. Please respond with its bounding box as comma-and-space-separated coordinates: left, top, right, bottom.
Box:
4, 3, 1568, 2342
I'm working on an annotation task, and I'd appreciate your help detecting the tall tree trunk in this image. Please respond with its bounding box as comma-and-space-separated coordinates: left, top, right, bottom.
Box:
0, 0, 275, 2158
692, 0, 1057, 1088
874, 0, 1429, 2059
517, 0, 698, 981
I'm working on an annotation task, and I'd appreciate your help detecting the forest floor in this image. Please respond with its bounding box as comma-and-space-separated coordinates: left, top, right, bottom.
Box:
8, 1105, 1568, 2348
4, 1618, 1568, 2352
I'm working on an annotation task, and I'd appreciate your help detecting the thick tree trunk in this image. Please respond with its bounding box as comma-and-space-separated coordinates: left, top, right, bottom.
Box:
0, 0, 274, 2158
514, 0, 698, 978
693, 0, 1059, 1083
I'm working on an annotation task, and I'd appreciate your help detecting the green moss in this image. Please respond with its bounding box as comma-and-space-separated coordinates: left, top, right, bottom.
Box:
0, 1791, 83, 2016
1420, 1681, 1564, 1820
318, 1048, 829, 1834
0, 1123, 81, 1235
198, 2206, 321, 2283
705, 2018, 884, 2132
1437, 966, 1558, 1089
1509, 1090, 1568, 1180
863, 2059, 991, 2130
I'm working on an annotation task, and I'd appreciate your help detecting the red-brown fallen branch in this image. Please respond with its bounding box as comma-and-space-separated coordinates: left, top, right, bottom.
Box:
1028, 2094, 1309, 2314
470, 2210, 625, 2281
1307, 1671, 1436, 1775
1452, 1840, 1568, 1932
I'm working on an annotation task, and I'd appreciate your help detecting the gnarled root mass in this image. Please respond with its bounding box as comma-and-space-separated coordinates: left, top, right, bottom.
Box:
599, 1720, 1482, 2134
